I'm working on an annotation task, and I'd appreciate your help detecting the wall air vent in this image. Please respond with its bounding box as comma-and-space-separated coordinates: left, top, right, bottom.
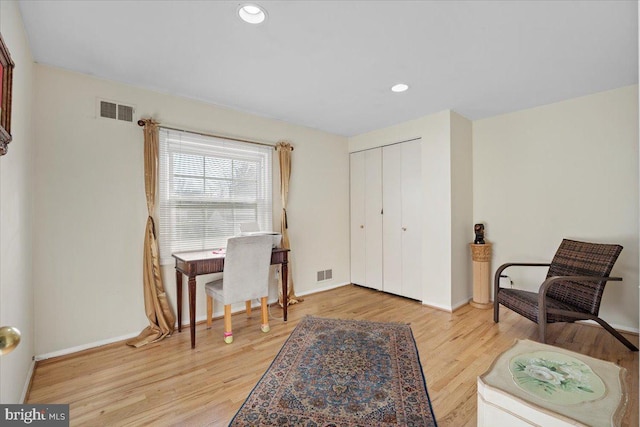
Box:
100, 100, 117, 119
316, 269, 333, 282
117, 104, 134, 122
97, 99, 135, 123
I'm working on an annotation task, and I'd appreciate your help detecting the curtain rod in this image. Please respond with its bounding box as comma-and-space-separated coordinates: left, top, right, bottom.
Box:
137, 120, 293, 150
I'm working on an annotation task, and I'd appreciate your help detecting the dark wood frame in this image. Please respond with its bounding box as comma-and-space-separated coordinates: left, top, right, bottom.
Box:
0, 33, 14, 155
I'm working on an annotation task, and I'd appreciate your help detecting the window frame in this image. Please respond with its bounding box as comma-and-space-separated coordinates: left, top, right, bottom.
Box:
158, 128, 273, 264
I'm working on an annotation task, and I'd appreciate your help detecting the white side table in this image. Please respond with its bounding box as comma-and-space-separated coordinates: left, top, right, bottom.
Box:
478, 340, 628, 427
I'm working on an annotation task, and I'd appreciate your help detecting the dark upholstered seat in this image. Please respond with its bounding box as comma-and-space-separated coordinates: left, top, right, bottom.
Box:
494, 239, 638, 351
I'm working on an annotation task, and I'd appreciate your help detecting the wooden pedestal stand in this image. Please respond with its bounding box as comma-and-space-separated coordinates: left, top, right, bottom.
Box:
470, 242, 493, 309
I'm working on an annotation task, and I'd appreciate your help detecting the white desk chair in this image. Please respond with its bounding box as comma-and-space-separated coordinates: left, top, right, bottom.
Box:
205, 235, 273, 344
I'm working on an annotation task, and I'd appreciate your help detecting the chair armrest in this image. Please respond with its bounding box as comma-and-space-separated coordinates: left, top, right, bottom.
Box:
493, 263, 551, 312
538, 276, 622, 318
538, 275, 622, 295
493, 263, 551, 296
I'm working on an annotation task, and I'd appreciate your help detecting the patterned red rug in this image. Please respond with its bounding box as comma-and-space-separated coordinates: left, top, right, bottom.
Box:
230, 316, 437, 426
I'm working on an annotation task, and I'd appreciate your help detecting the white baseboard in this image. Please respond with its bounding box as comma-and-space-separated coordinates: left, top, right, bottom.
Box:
421, 300, 454, 312
421, 299, 471, 312
34, 282, 352, 361
452, 298, 473, 311
35, 331, 141, 361
20, 359, 36, 403
421, 301, 639, 336
206, 282, 350, 319
297, 281, 350, 297
35, 283, 635, 362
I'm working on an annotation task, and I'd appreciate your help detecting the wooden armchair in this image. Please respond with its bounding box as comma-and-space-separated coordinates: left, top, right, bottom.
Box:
493, 239, 638, 351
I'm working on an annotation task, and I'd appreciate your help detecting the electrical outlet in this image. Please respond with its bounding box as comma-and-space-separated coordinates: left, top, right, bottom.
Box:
499, 275, 513, 288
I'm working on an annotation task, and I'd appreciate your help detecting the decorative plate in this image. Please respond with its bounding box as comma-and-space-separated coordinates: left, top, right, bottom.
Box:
509, 351, 606, 405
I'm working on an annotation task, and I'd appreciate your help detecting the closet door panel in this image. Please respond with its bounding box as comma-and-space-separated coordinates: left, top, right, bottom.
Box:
364, 148, 383, 290
382, 144, 402, 296
401, 140, 422, 300
349, 151, 366, 286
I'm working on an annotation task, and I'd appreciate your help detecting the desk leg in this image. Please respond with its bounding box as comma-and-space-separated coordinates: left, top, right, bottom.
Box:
282, 259, 288, 321
188, 275, 196, 349
176, 270, 182, 333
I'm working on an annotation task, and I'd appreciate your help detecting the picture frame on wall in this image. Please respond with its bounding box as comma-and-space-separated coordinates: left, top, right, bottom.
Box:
0, 32, 14, 156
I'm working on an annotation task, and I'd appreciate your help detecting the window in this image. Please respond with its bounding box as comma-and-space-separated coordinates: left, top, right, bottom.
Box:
158, 128, 272, 264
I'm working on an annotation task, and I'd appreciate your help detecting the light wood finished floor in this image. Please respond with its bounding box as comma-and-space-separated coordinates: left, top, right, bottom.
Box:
27, 285, 638, 426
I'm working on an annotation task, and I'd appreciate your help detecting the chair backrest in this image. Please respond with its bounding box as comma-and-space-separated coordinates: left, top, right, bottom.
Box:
239, 222, 260, 233
546, 239, 622, 315
222, 235, 273, 304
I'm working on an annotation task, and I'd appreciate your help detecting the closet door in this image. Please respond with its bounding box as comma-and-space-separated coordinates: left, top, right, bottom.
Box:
364, 149, 383, 290
350, 151, 366, 286
383, 140, 422, 300
350, 149, 383, 290
400, 140, 422, 300
382, 144, 402, 295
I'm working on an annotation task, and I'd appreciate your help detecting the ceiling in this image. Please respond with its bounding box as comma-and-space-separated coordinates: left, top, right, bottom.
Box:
17, 1, 638, 137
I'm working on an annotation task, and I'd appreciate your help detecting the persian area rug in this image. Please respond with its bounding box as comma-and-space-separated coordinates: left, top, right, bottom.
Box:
230, 316, 437, 426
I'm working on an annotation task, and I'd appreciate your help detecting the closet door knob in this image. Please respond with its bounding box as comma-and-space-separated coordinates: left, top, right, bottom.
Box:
360, 225, 364, 229
402, 227, 407, 231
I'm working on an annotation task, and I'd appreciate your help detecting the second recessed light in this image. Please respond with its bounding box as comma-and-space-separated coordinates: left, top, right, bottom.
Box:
391, 83, 409, 93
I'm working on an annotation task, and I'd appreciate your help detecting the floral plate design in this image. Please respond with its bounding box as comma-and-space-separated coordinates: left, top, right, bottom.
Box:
509, 351, 606, 405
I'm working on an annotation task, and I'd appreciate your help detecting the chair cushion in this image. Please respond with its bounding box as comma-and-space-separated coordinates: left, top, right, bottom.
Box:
205, 279, 224, 300
497, 288, 589, 323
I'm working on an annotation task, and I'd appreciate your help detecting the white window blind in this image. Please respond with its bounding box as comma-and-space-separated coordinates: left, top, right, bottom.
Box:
158, 128, 273, 264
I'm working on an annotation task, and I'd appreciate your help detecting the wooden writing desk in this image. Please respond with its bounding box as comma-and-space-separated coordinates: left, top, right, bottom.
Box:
173, 248, 290, 348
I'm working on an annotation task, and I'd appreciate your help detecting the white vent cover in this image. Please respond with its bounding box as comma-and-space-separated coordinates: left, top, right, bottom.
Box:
97, 99, 135, 123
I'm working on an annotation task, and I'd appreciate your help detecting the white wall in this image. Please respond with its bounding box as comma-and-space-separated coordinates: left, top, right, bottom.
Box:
0, 0, 35, 403
348, 110, 473, 310
420, 113, 455, 309
450, 112, 473, 308
33, 65, 350, 356
474, 85, 639, 331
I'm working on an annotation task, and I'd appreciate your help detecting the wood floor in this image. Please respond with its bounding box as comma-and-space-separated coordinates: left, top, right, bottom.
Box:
27, 285, 638, 426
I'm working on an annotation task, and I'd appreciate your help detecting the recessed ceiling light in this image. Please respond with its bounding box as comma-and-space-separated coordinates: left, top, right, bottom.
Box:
391, 83, 409, 93
238, 4, 267, 24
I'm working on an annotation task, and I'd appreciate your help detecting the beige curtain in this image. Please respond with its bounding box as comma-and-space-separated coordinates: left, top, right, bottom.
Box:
127, 119, 176, 347
276, 141, 302, 305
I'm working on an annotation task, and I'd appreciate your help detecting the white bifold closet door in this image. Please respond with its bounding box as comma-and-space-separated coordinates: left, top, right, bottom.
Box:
349, 148, 383, 290
382, 140, 422, 300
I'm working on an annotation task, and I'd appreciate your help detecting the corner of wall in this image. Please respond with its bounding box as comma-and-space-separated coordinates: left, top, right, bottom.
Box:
449, 112, 474, 305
